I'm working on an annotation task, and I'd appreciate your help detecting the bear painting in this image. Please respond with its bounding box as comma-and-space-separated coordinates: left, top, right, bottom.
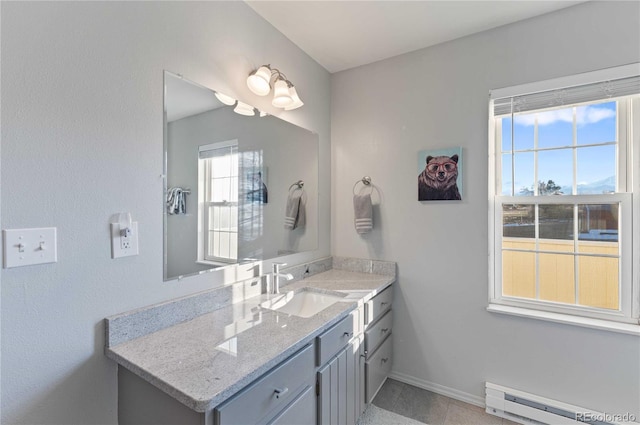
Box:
418, 153, 462, 201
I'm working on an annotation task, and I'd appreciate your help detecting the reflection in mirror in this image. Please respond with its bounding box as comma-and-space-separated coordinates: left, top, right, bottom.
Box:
164, 71, 318, 281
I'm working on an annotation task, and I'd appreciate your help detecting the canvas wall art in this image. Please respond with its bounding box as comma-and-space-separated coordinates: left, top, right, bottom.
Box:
418, 147, 463, 201
246, 168, 268, 204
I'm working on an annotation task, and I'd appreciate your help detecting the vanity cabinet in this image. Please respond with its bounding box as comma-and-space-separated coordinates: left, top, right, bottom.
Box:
363, 286, 393, 403
117, 344, 315, 425
113, 281, 394, 425
215, 344, 315, 425
316, 311, 365, 425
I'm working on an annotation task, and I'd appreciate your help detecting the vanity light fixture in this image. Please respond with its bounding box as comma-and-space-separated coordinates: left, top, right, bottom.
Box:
214, 91, 256, 117
214, 92, 236, 106
233, 101, 255, 116
246, 64, 304, 110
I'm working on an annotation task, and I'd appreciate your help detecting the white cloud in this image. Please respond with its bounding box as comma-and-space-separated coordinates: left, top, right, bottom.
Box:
514, 106, 615, 127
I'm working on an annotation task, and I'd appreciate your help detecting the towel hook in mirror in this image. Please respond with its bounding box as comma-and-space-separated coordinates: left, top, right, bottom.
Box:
289, 180, 304, 191
353, 176, 373, 195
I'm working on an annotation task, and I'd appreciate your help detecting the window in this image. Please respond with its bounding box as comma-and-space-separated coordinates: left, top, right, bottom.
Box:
198, 140, 239, 264
489, 64, 640, 326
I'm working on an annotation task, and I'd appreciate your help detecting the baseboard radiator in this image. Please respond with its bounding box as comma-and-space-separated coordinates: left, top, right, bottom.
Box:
486, 382, 639, 425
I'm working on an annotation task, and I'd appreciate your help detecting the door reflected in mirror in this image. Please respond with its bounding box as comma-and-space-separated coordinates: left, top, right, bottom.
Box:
164, 71, 318, 281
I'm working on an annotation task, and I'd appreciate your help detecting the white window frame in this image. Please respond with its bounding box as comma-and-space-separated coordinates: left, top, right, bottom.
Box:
197, 140, 239, 265
488, 64, 640, 329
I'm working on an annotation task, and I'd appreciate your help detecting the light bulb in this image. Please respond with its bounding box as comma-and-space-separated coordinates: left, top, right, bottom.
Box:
247, 65, 272, 96
284, 86, 304, 110
234, 101, 255, 116
272, 79, 294, 108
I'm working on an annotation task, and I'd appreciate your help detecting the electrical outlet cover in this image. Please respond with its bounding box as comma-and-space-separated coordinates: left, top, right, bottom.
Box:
111, 222, 139, 258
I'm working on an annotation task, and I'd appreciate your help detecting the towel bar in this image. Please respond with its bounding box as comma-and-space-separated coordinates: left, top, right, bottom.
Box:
353, 176, 372, 195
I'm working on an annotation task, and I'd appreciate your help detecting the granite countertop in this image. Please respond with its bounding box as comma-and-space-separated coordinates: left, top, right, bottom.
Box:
105, 268, 394, 413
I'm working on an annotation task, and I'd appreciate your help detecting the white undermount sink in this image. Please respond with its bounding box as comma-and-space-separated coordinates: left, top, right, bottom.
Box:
260, 289, 346, 318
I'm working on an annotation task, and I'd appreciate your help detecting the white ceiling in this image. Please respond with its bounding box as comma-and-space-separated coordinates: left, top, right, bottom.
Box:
247, 1, 586, 73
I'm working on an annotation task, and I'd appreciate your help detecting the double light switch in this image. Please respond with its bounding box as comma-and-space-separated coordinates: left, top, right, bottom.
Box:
3, 227, 58, 268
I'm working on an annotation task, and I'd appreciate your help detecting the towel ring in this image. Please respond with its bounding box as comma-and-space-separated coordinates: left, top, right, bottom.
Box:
353, 176, 373, 195
289, 180, 304, 191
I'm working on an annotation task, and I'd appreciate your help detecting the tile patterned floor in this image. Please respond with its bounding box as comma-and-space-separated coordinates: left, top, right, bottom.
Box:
372, 378, 519, 425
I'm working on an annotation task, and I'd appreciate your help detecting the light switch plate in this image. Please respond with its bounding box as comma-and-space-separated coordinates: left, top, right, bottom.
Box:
3, 227, 58, 268
111, 221, 139, 258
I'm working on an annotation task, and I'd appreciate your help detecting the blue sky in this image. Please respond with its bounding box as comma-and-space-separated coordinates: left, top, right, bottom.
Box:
501, 101, 617, 195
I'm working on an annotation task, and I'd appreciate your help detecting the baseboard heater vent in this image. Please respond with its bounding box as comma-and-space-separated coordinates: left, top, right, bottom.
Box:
486, 382, 639, 425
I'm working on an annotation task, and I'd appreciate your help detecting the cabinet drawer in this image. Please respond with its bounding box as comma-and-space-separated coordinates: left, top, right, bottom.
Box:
316, 314, 355, 366
267, 385, 315, 425
365, 286, 393, 326
215, 344, 314, 425
365, 335, 392, 403
364, 309, 392, 356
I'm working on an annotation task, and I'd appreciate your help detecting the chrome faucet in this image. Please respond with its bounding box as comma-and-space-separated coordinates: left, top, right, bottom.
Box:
272, 262, 293, 294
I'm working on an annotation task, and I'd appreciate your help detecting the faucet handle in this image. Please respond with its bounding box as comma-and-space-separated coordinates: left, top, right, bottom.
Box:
272, 262, 287, 273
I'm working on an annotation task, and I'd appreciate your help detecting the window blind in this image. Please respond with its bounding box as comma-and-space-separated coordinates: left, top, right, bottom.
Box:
493, 75, 640, 116
198, 143, 237, 159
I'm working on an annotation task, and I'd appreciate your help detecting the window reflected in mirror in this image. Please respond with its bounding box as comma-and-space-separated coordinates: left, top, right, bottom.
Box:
164, 71, 318, 281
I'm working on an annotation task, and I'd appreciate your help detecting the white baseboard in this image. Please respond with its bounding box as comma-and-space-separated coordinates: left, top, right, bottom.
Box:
388, 371, 485, 408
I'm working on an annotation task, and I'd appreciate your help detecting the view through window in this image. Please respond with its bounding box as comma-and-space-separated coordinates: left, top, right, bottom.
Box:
490, 68, 639, 324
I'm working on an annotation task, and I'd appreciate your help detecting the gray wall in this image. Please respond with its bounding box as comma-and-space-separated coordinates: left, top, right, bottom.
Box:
331, 1, 640, 416
166, 106, 318, 278
0, 2, 330, 424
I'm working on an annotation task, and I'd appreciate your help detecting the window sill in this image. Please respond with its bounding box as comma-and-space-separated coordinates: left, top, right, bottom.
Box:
487, 304, 640, 336
196, 260, 233, 267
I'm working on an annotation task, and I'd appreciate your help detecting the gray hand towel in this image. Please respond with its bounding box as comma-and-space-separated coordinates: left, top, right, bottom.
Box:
284, 191, 306, 230
354, 193, 373, 234
167, 187, 186, 215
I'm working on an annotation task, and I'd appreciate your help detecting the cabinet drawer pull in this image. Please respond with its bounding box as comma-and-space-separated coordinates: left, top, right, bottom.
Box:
381, 328, 389, 333
380, 302, 388, 306
381, 358, 389, 363
274, 387, 289, 399
343, 331, 353, 338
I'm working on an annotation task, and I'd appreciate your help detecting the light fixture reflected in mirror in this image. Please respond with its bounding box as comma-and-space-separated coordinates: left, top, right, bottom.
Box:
215, 92, 236, 106
246, 64, 304, 110
234, 101, 255, 116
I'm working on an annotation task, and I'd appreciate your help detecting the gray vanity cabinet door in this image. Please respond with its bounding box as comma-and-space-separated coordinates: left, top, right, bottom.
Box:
317, 337, 364, 425
345, 335, 365, 425
347, 335, 366, 424
317, 361, 332, 425
317, 349, 345, 425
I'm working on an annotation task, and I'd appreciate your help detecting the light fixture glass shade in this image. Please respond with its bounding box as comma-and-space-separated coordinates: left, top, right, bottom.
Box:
247, 66, 272, 96
272, 79, 294, 108
214, 92, 236, 106
284, 86, 304, 110
233, 101, 255, 116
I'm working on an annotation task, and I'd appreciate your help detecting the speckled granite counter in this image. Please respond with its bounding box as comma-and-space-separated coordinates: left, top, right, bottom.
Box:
105, 262, 395, 413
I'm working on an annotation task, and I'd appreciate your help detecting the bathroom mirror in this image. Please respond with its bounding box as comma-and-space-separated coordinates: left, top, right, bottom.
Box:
163, 71, 318, 281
